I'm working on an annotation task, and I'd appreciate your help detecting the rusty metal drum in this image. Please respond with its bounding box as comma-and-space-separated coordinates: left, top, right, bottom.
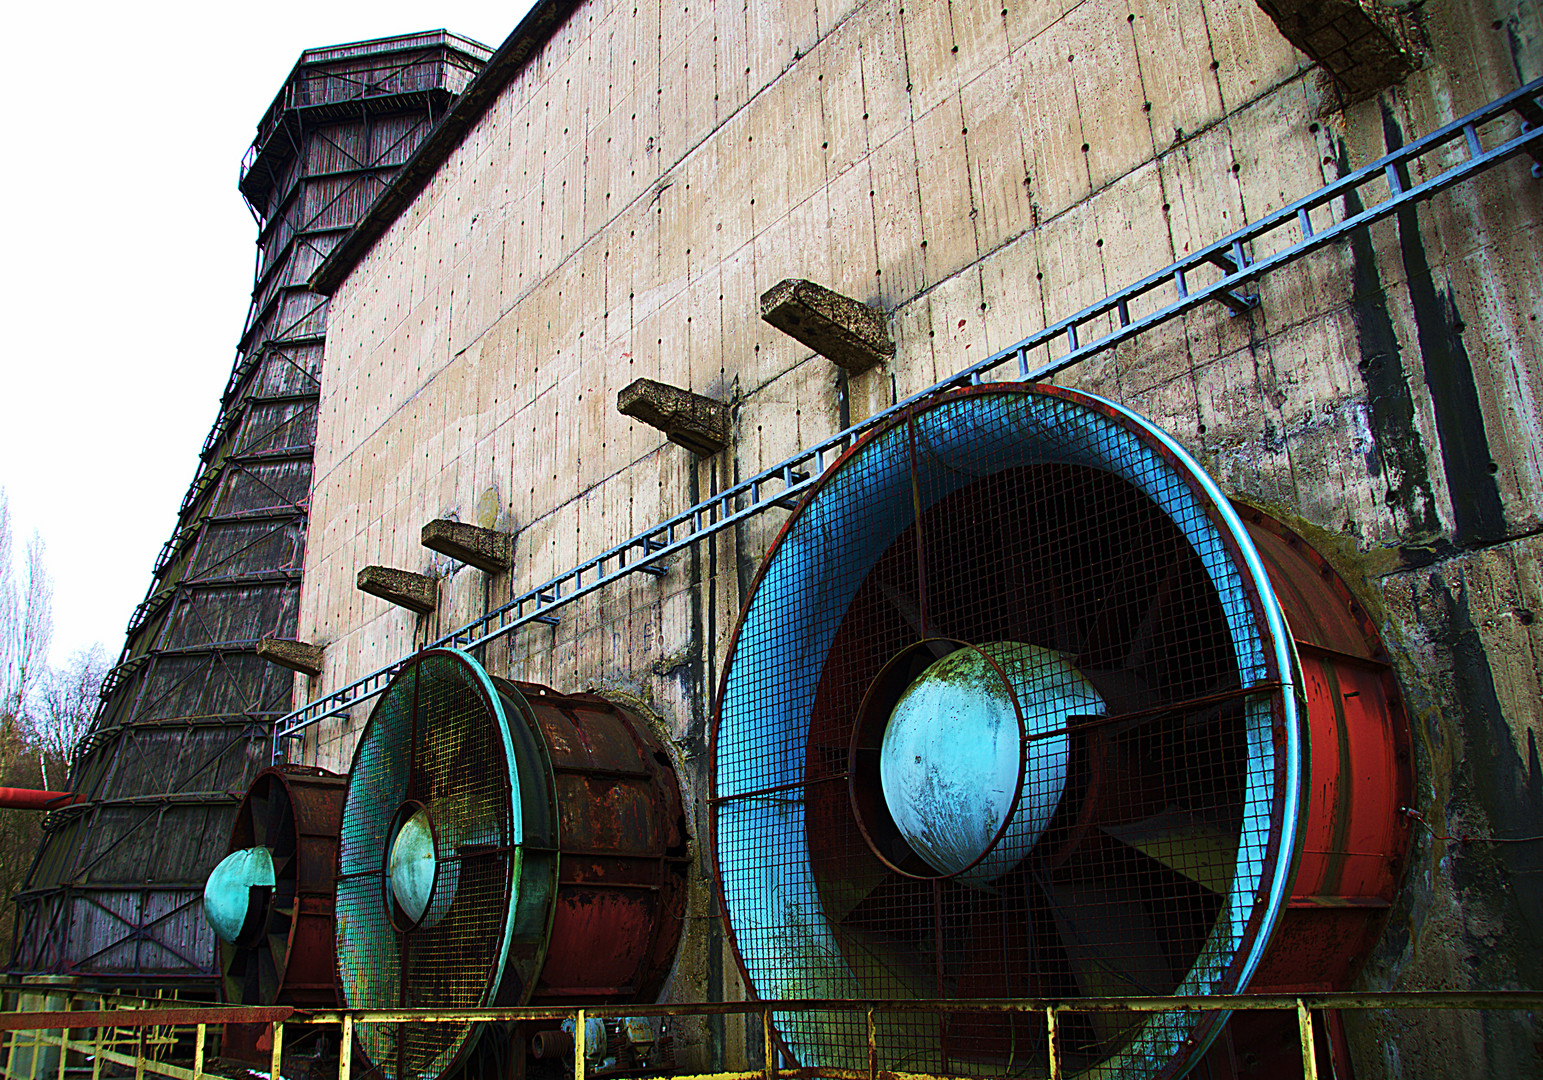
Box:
334, 649, 688, 1080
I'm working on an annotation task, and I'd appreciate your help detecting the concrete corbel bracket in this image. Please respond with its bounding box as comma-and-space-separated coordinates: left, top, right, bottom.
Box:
357, 565, 438, 615
617, 378, 730, 456
421, 519, 515, 574
255, 638, 325, 677
759, 278, 895, 373
1254, 0, 1418, 101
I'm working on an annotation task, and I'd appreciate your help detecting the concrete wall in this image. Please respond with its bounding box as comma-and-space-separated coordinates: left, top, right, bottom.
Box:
293, 0, 1542, 1073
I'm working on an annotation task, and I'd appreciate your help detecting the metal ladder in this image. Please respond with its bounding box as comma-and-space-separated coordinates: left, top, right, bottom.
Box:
273, 75, 1543, 758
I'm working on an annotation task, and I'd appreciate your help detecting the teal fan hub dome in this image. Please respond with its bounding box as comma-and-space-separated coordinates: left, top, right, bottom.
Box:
877, 642, 1091, 885
203, 847, 275, 945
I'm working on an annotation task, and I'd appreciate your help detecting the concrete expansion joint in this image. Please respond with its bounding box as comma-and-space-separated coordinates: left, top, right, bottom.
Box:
617, 378, 731, 456
357, 565, 439, 614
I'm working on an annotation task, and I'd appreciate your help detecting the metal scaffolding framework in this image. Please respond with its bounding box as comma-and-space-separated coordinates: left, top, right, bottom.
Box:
8, 31, 492, 991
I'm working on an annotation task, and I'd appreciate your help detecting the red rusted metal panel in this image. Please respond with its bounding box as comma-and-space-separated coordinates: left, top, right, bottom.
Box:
1235, 508, 1413, 991
500, 681, 690, 1007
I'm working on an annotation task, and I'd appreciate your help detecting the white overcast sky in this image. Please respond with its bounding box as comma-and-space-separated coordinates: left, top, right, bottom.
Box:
0, 2, 534, 669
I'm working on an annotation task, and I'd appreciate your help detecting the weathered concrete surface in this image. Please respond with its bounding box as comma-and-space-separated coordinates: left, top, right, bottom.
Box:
421, 518, 514, 573
760, 278, 895, 372
1256, 0, 1419, 101
254, 638, 325, 677
617, 379, 731, 456
292, 0, 1543, 1074
356, 566, 438, 615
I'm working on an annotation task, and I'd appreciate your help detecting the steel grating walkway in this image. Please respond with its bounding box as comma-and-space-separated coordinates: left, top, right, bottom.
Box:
273, 75, 1543, 759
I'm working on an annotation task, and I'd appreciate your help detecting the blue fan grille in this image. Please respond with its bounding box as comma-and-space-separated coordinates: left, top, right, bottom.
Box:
712, 387, 1300, 1078
336, 650, 521, 1080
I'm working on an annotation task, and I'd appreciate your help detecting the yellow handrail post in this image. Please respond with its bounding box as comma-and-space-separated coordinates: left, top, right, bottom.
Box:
762, 1008, 776, 1080
339, 1015, 353, 1080
574, 1010, 586, 1080
193, 1025, 206, 1080
1296, 999, 1319, 1080
1046, 1006, 1062, 1080
866, 1007, 877, 1080
270, 1021, 284, 1080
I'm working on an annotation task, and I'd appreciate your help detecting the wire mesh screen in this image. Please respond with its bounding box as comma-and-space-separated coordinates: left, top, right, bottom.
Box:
713, 387, 1296, 1079
337, 650, 519, 1080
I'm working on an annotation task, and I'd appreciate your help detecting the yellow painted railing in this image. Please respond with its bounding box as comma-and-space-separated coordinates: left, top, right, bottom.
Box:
4, 990, 1541, 1080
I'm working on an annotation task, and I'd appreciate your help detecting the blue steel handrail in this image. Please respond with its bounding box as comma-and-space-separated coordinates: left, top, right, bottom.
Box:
272, 76, 1543, 759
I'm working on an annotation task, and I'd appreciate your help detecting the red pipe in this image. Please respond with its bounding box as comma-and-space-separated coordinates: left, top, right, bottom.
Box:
0, 787, 83, 810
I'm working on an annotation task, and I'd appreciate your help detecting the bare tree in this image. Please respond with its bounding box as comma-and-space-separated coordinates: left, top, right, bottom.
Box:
1, 491, 53, 722
32, 647, 107, 791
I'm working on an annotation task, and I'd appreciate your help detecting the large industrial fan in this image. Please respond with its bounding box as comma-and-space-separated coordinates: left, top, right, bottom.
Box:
711, 385, 1411, 1078
335, 649, 689, 1080
203, 765, 347, 1061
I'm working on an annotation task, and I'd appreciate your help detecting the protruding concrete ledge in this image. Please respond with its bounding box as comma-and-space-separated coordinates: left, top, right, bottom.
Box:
357, 566, 438, 615
760, 278, 894, 374
421, 519, 514, 574
1255, 0, 1416, 100
255, 638, 325, 677
617, 379, 730, 456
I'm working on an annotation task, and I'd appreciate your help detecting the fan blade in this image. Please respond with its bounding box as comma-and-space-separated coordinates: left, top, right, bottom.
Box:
248, 789, 269, 847
876, 581, 952, 656
827, 922, 935, 998
1118, 557, 1181, 678
269, 791, 294, 857
258, 941, 281, 1003
1040, 876, 1167, 1044
818, 858, 891, 925
268, 931, 289, 986
1099, 809, 1238, 895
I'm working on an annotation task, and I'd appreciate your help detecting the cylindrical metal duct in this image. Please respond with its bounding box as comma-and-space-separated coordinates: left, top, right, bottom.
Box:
335, 649, 689, 1080
0, 789, 82, 811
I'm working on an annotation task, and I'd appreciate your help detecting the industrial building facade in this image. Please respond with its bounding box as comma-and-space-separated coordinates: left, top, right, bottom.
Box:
12, 0, 1541, 1077
278, 0, 1540, 1074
